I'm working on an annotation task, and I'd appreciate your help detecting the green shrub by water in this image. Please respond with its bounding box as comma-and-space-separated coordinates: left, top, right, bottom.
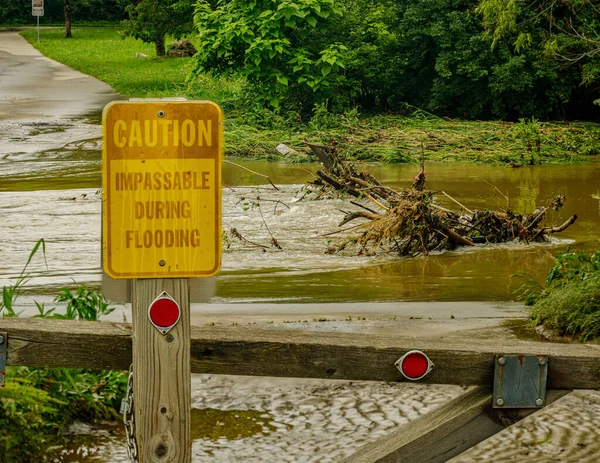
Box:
530, 277, 600, 341
0, 369, 126, 462
0, 240, 127, 462
517, 249, 600, 341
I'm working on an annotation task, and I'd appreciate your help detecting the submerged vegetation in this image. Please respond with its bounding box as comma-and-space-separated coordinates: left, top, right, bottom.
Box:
0, 240, 126, 462
516, 249, 600, 341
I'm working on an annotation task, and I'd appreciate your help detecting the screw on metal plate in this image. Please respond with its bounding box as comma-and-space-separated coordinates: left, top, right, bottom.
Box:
157, 110, 165, 118
159, 260, 166, 266
0, 331, 6, 389
493, 354, 548, 408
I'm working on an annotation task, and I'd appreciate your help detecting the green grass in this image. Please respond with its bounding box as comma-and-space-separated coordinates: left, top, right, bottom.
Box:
20, 27, 224, 98
19, 27, 600, 164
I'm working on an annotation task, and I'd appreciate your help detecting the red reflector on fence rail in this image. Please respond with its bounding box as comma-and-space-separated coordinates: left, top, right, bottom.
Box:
395, 350, 434, 381
148, 291, 181, 334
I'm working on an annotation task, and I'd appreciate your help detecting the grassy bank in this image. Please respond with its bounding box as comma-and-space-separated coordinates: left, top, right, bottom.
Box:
517, 249, 600, 341
20, 27, 600, 165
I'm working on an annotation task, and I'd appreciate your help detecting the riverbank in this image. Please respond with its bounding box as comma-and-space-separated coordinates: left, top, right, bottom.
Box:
19, 27, 600, 165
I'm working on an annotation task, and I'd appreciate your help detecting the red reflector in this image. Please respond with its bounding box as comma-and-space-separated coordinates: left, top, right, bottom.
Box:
395, 350, 434, 381
148, 292, 181, 334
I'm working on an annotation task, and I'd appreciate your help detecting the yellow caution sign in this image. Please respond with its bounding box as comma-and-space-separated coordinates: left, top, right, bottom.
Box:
102, 101, 222, 278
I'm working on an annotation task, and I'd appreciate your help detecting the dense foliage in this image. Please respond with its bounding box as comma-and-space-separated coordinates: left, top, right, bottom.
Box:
0, 0, 127, 25
191, 0, 600, 120
0, 369, 126, 462
191, 0, 347, 111
517, 249, 600, 340
122, 0, 195, 56
478, 0, 600, 103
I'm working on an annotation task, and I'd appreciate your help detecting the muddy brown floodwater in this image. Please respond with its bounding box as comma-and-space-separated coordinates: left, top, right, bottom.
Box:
1, 160, 599, 311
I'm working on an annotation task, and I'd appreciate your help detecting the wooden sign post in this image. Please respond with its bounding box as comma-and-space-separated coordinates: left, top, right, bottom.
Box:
103, 100, 222, 462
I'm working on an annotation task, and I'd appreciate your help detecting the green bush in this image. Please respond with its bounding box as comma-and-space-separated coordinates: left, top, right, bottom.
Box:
0, 240, 127, 462
192, 0, 346, 113
0, 378, 65, 462
0, 369, 127, 462
530, 276, 600, 341
516, 249, 600, 340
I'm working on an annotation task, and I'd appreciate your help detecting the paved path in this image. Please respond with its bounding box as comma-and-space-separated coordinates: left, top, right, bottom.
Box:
0, 30, 119, 156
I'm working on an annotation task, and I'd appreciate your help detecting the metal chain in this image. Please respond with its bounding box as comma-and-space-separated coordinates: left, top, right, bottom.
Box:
120, 364, 139, 462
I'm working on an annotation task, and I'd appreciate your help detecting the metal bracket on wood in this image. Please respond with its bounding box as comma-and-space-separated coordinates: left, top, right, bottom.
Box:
493, 354, 548, 408
0, 332, 7, 389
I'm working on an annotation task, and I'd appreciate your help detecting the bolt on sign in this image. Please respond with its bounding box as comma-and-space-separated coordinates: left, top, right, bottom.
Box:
102, 101, 222, 278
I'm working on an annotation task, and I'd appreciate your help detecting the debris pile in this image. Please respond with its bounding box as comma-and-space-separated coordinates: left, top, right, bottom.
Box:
305, 142, 577, 257
167, 40, 197, 57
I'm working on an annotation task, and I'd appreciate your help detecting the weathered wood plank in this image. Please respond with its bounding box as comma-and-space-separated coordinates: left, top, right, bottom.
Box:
2, 317, 132, 370
132, 279, 191, 463
2, 318, 600, 388
342, 389, 571, 463
343, 387, 496, 463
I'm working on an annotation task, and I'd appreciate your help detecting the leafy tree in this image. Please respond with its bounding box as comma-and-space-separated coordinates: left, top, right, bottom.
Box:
122, 0, 195, 56
189, 0, 598, 119
191, 0, 346, 112
328, 0, 584, 119
477, 0, 600, 105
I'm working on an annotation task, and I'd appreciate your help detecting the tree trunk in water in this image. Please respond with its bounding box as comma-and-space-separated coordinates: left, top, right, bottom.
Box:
155, 36, 166, 57
64, 0, 72, 38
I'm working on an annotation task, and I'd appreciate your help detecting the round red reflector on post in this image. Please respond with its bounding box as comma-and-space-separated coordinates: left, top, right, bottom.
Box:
148, 292, 181, 334
395, 350, 434, 381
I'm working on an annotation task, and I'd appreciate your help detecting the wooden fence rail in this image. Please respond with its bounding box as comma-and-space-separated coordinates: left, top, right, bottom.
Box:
2, 318, 600, 388
2, 317, 599, 462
